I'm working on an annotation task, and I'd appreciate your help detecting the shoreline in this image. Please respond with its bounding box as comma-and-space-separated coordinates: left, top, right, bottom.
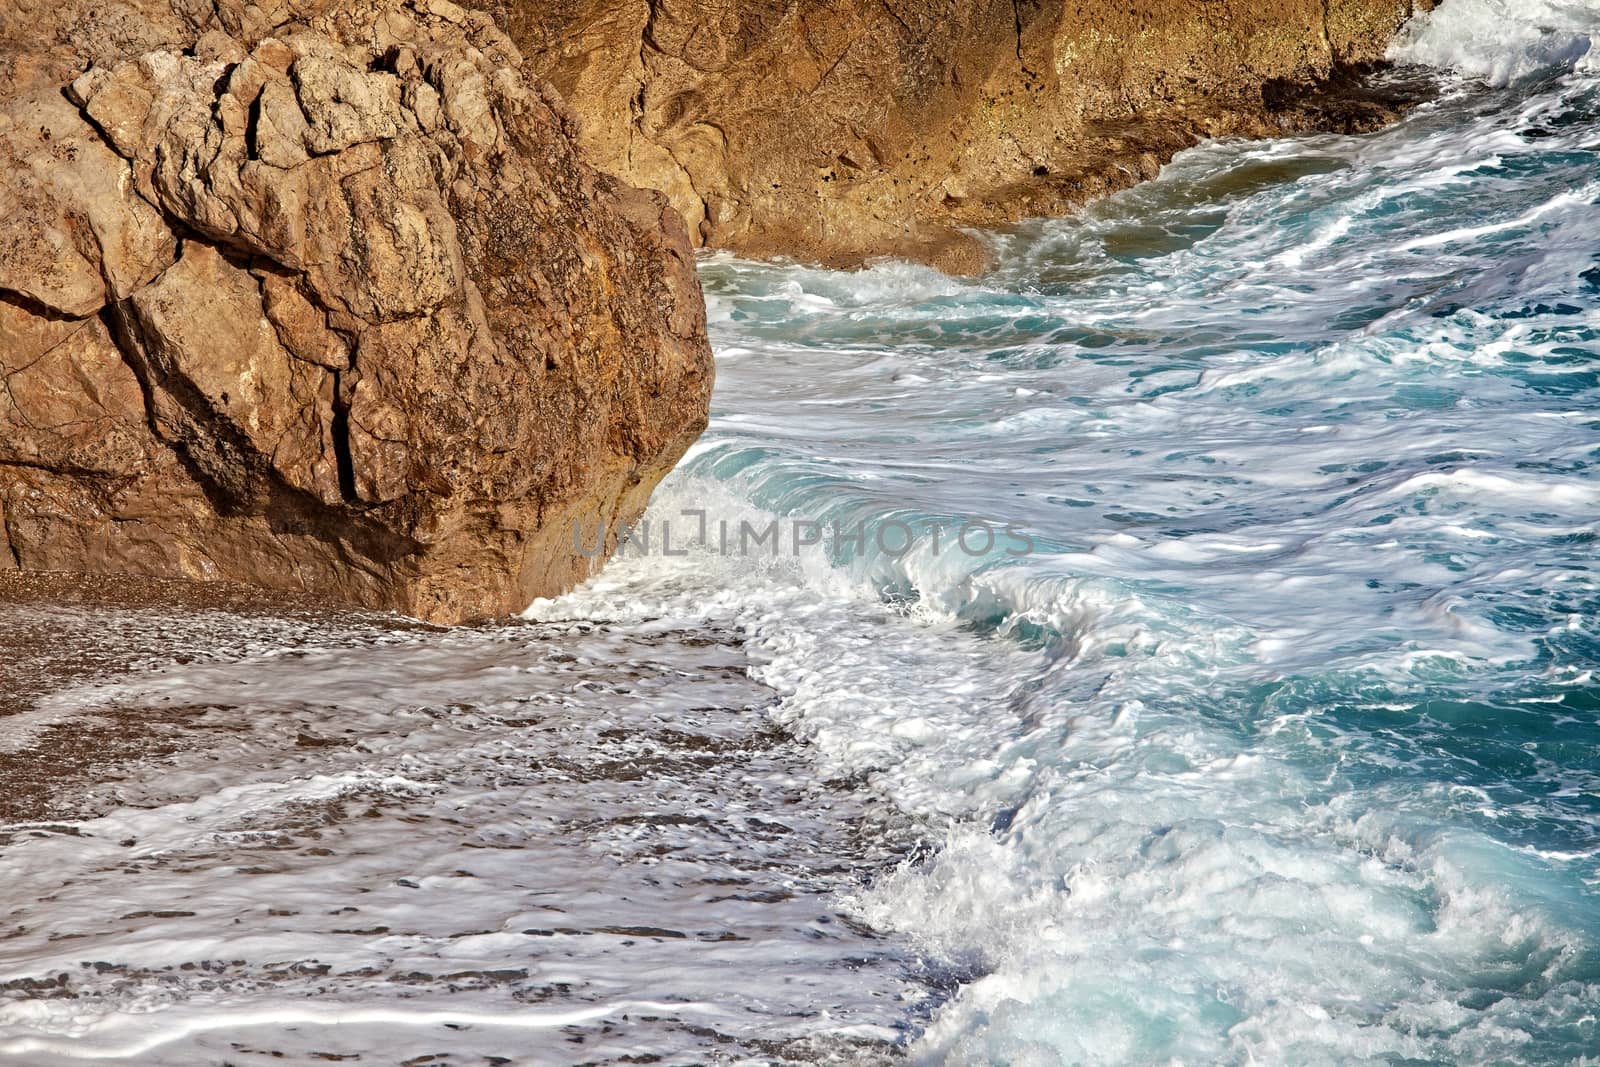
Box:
0, 572, 926, 1063
508, 0, 1432, 273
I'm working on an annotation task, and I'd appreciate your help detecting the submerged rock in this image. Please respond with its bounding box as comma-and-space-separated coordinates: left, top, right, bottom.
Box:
0, 0, 712, 623
492, 0, 1431, 271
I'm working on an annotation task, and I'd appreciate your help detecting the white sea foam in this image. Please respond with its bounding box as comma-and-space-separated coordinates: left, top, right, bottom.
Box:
1390, 0, 1600, 85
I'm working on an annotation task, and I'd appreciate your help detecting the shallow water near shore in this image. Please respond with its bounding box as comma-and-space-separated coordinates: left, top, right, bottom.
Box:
0, 581, 924, 1064
4, 0, 1600, 1063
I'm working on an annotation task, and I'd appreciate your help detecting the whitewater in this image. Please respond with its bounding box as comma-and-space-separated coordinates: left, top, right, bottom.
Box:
2, 0, 1600, 1063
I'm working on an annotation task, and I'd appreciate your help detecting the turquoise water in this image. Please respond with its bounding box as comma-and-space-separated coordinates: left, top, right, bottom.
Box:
552, 4, 1600, 1061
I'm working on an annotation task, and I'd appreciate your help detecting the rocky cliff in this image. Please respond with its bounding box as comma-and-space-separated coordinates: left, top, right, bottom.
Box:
490, 0, 1429, 270
0, 0, 712, 623
0, 0, 1429, 623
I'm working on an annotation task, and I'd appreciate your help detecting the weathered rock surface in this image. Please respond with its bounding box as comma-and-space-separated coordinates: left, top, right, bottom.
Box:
0, 0, 712, 623
491, 0, 1432, 270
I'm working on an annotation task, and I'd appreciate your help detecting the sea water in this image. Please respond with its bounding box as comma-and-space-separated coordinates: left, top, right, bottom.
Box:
554, 0, 1600, 1060
2, 0, 1599, 1063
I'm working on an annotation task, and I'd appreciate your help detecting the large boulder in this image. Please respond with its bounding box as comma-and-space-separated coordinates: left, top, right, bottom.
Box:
0, 0, 712, 623
490, 0, 1427, 270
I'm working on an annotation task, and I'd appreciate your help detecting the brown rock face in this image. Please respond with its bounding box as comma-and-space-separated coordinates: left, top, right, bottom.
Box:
490, 0, 1426, 270
0, 0, 712, 624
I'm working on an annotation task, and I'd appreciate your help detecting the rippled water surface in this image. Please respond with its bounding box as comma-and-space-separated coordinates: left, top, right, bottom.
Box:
4, 1, 1600, 1063
576, 3, 1600, 1059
